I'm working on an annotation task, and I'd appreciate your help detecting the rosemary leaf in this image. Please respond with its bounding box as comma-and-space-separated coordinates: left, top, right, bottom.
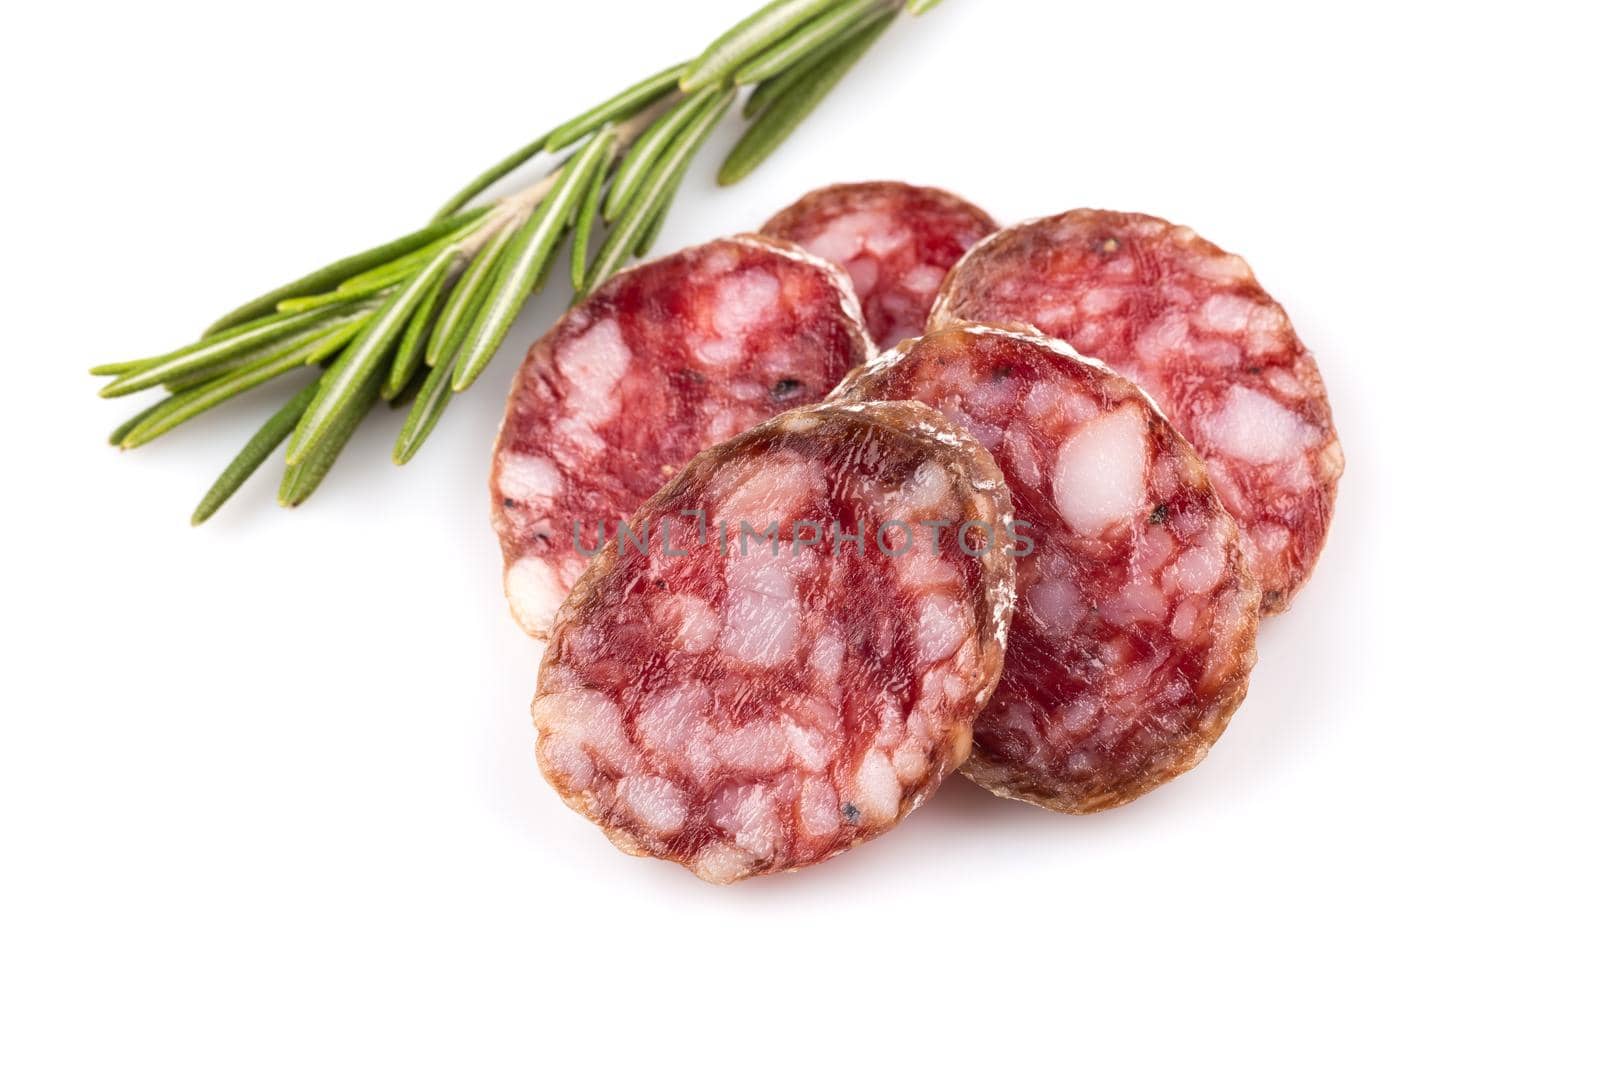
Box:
385, 369, 425, 410
162, 315, 360, 392
160, 351, 266, 393
587, 88, 736, 288
570, 139, 616, 292
200, 207, 491, 337
125, 318, 368, 449
733, 0, 883, 85
382, 265, 449, 400
633, 192, 675, 260
905, 0, 943, 13
285, 248, 456, 465
681, 0, 844, 92
425, 219, 521, 368
633, 147, 694, 258
329, 217, 483, 298
91, 357, 162, 377
109, 398, 171, 446
743, 58, 802, 118
719, 7, 892, 185
294, 316, 371, 367
545, 63, 689, 152
741, 7, 857, 120
605, 87, 721, 223
392, 349, 461, 465
191, 376, 322, 525
452, 129, 618, 393
122, 344, 321, 449
432, 131, 552, 222
274, 290, 361, 314
278, 371, 381, 508
100, 304, 349, 398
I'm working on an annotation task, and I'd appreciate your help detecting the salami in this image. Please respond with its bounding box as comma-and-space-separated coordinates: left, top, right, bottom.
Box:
762, 181, 997, 349
832, 324, 1259, 812
533, 401, 1016, 882
492, 235, 871, 639
931, 210, 1343, 612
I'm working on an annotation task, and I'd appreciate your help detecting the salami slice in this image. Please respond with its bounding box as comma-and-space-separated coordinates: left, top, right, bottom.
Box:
832, 324, 1259, 812
533, 401, 1016, 882
762, 181, 997, 349
930, 210, 1343, 612
492, 235, 871, 639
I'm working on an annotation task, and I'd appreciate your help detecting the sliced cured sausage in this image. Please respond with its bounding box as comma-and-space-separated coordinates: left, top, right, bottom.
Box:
931, 209, 1343, 612
533, 401, 1016, 882
492, 235, 871, 639
832, 324, 1259, 812
762, 181, 997, 349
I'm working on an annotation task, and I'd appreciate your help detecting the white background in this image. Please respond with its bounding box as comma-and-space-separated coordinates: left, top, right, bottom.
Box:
3, 1, 1595, 1062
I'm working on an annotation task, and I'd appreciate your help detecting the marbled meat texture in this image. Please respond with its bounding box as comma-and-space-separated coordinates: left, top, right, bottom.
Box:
763, 181, 997, 349
832, 323, 1260, 812
493, 235, 872, 638
533, 400, 1016, 881
931, 209, 1342, 612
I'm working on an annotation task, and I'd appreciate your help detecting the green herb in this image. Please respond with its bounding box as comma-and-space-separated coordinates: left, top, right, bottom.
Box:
721, 7, 894, 185
584, 87, 737, 291
190, 378, 322, 525
453, 127, 620, 392
95, 0, 943, 521
733, 0, 886, 85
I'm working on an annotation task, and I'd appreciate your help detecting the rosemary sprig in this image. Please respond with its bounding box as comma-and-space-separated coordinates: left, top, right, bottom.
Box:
95, 0, 942, 522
